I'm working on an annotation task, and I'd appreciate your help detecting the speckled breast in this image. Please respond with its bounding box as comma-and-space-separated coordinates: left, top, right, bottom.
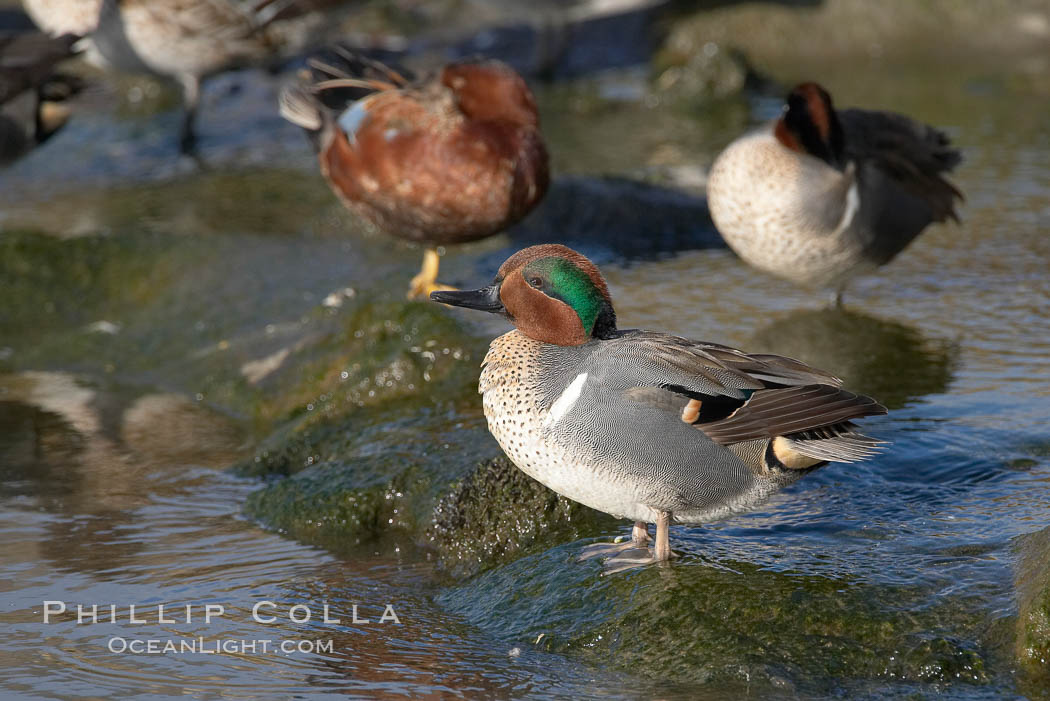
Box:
707, 128, 868, 289
478, 331, 662, 523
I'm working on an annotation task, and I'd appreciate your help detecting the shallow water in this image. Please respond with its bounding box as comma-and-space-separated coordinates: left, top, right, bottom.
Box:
1, 33, 1049, 701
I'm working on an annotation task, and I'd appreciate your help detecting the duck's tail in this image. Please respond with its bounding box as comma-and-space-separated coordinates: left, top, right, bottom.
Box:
300, 44, 410, 107
279, 44, 410, 142
774, 421, 885, 465
839, 108, 964, 224
698, 383, 887, 468
278, 85, 324, 132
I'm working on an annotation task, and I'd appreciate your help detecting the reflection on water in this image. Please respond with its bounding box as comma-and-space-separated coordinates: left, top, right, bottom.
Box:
0, 372, 246, 575
0, 373, 643, 698
749, 308, 959, 409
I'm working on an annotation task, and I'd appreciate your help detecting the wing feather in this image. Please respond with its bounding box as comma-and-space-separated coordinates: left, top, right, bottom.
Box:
605, 331, 840, 400
605, 331, 886, 453
698, 385, 886, 445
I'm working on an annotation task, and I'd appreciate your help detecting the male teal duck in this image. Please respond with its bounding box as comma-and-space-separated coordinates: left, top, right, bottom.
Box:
431, 244, 887, 567
707, 82, 963, 305
280, 48, 549, 299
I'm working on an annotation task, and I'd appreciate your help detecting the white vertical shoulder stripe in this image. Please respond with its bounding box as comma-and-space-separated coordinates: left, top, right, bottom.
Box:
833, 163, 861, 236
544, 373, 588, 426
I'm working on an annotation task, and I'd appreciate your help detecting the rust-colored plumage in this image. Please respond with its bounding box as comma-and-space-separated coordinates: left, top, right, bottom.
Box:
495, 243, 610, 302
493, 243, 613, 346
280, 48, 550, 298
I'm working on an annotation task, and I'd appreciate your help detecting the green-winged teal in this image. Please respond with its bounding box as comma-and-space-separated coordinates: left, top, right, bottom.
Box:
22, 0, 354, 154
280, 48, 549, 299
431, 244, 887, 567
707, 82, 963, 304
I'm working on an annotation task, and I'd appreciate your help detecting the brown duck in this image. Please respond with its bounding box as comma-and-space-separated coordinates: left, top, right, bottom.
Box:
280, 48, 550, 299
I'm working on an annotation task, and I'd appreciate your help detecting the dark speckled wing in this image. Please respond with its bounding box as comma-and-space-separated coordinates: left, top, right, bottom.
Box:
699, 384, 886, 445
839, 108, 961, 192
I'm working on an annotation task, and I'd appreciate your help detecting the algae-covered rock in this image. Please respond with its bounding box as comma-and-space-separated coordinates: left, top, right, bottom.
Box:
244, 461, 428, 553
1016, 526, 1050, 691
241, 303, 621, 569
247, 299, 483, 437
439, 551, 992, 693
652, 36, 748, 102
429, 456, 617, 578
239, 298, 509, 554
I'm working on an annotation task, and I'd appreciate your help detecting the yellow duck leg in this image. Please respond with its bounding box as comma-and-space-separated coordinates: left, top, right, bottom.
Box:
408, 248, 458, 300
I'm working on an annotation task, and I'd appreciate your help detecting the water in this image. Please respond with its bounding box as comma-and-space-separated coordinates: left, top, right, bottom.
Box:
1, 28, 1049, 701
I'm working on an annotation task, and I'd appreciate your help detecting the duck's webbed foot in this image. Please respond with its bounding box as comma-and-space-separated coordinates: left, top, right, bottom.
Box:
408, 248, 457, 299
580, 514, 678, 573
578, 521, 650, 561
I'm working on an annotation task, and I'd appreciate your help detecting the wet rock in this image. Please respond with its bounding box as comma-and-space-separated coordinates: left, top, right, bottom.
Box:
429, 456, 616, 578
1016, 526, 1050, 690
440, 551, 992, 693
239, 299, 506, 553
244, 460, 429, 553
652, 36, 748, 102
242, 299, 486, 472
240, 302, 618, 567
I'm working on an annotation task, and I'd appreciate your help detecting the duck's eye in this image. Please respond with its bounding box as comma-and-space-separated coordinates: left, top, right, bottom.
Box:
528, 276, 543, 288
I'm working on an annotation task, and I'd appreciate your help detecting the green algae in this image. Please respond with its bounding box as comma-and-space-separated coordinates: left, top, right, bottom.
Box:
0, 228, 174, 346
440, 551, 995, 693
429, 456, 617, 578
237, 303, 618, 570
247, 300, 482, 434
237, 299, 504, 552
237, 300, 619, 568
1016, 527, 1050, 693
244, 461, 429, 553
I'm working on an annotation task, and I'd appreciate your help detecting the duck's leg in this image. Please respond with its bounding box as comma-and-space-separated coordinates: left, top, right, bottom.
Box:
653, 511, 677, 562
830, 287, 845, 308
408, 247, 457, 299
602, 513, 677, 572
631, 520, 650, 545
578, 520, 650, 561
177, 73, 200, 156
